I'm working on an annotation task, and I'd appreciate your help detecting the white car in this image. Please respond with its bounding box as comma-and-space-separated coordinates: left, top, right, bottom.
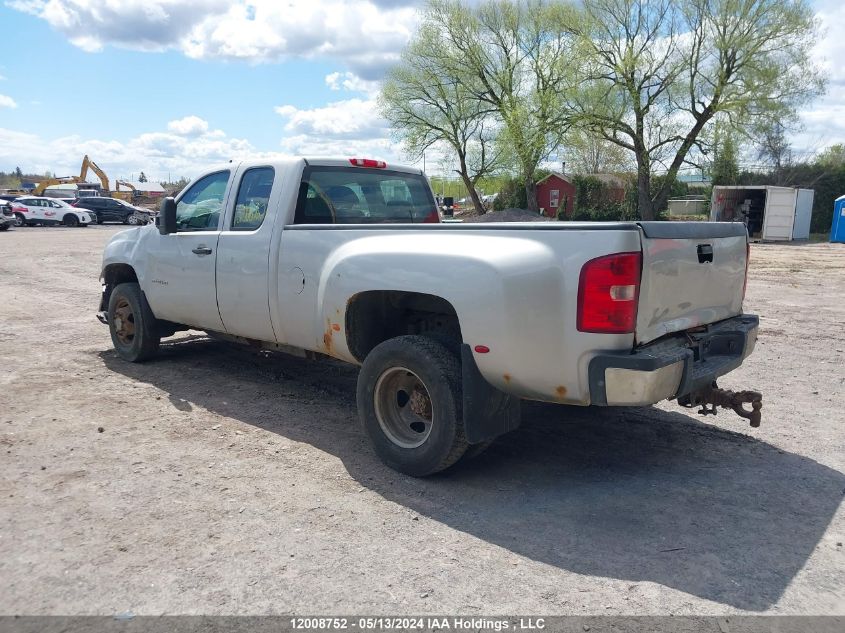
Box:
11, 197, 93, 227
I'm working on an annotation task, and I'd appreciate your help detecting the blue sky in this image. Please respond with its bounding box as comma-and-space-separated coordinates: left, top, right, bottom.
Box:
0, 0, 843, 182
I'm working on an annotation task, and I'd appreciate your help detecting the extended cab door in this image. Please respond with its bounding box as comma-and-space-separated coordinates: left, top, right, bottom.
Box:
215, 165, 278, 341
143, 170, 233, 332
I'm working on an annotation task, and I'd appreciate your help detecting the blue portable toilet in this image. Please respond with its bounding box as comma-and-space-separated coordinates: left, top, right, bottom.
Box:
832, 195, 845, 243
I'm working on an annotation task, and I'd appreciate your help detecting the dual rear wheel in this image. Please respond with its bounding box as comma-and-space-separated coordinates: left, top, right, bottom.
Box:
357, 335, 491, 476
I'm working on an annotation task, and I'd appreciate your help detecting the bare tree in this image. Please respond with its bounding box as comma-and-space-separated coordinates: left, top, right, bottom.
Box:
756, 121, 793, 182
563, 129, 631, 174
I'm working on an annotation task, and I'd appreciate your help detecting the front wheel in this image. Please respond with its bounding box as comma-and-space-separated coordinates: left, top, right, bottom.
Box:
357, 335, 467, 476
107, 283, 161, 362
127, 214, 140, 225
63, 214, 79, 227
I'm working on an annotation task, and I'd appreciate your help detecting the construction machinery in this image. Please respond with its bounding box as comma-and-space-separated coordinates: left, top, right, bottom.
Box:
31, 156, 142, 201
33, 177, 82, 196
114, 180, 137, 199
80, 155, 132, 201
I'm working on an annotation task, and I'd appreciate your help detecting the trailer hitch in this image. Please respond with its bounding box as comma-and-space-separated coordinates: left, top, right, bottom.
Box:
678, 382, 763, 427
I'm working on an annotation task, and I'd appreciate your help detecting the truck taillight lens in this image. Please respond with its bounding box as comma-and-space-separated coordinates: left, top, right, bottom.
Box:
577, 252, 642, 334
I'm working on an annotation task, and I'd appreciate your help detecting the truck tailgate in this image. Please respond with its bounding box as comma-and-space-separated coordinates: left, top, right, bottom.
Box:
636, 222, 747, 345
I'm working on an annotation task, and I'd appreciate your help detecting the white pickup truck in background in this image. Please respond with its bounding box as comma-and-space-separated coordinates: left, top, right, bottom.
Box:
98, 157, 762, 476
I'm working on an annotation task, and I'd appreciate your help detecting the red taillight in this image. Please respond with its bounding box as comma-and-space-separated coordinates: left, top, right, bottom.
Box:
12, 205, 26, 213
577, 252, 642, 334
422, 209, 440, 223
349, 158, 386, 168
742, 242, 750, 302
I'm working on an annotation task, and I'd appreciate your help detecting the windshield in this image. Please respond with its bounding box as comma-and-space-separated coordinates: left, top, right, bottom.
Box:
294, 167, 438, 224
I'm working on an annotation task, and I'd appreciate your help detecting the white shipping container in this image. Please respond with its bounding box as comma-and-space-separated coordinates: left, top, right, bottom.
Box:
710, 185, 814, 241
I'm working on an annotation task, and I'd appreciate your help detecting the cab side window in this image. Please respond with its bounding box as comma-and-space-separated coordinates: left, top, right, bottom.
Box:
175, 170, 230, 231
231, 167, 274, 231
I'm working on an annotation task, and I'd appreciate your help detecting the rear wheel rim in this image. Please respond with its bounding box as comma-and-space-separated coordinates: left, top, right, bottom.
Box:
374, 367, 434, 449
14, 214, 23, 227
113, 298, 136, 345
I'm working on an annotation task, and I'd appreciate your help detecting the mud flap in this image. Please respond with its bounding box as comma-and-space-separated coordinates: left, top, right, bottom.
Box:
461, 344, 521, 443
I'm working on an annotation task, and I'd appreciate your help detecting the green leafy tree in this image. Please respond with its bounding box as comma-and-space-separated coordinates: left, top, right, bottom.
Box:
423, 0, 580, 212
711, 131, 740, 185
380, 18, 500, 214
567, 0, 824, 219
814, 144, 845, 168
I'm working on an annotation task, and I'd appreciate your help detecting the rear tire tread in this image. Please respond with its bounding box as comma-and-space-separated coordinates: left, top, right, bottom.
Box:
357, 335, 468, 476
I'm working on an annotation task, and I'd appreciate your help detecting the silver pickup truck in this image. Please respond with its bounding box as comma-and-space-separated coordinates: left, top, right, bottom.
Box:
98, 157, 762, 476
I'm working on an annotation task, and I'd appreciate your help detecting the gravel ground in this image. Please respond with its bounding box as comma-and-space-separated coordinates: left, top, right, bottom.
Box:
0, 225, 843, 615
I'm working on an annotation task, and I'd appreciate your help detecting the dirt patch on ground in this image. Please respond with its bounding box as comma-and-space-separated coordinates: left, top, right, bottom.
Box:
0, 226, 843, 615
461, 208, 555, 222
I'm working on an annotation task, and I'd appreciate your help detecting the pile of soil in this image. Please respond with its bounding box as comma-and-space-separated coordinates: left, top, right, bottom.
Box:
461, 208, 555, 222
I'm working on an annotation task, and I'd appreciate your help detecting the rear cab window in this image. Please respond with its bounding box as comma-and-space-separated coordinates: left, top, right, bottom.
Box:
293, 167, 438, 224
231, 167, 274, 231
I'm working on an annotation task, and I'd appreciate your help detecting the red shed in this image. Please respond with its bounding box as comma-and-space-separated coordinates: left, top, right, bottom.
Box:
536, 172, 575, 218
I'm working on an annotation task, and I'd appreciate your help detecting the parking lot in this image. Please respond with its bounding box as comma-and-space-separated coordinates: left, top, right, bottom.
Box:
0, 224, 843, 615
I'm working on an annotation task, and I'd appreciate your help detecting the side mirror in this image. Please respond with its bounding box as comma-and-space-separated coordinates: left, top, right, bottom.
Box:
157, 197, 177, 235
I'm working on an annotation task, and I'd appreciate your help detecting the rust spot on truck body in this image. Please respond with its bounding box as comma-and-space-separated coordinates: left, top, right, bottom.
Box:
503, 373, 512, 384
332, 323, 340, 332
323, 318, 333, 353
555, 385, 567, 398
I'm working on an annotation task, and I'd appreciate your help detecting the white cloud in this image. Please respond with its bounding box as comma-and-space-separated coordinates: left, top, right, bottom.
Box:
273, 95, 412, 163
0, 121, 284, 182
275, 97, 389, 141
792, 4, 845, 153
167, 115, 210, 136
0, 94, 17, 109
325, 71, 381, 96
9, 0, 420, 78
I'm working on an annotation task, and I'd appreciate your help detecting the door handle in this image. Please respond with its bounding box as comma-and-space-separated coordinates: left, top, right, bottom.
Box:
192, 246, 213, 256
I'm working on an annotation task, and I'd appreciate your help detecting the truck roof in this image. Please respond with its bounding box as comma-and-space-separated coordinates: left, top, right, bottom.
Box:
204, 157, 424, 176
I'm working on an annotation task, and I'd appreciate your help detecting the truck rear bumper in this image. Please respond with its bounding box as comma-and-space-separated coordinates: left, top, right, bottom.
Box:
589, 314, 758, 406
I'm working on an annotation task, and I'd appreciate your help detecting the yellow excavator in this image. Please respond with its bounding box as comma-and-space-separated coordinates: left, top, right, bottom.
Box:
114, 179, 137, 199
80, 155, 133, 201
33, 176, 82, 196
33, 156, 138, 200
